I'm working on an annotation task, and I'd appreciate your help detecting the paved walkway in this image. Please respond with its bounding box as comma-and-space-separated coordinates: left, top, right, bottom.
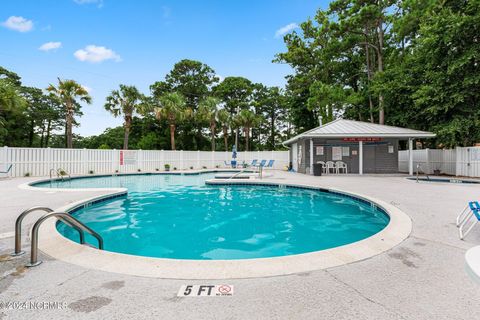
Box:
0, 172, 479, 320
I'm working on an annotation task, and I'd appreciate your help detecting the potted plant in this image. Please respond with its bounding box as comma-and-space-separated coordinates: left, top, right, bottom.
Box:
173, 167, 177, 171
190, 166, 194, 170
164, 164, 170, 171
433, 164, 441, 176
202, 166, 207, 169
155, 168, 159, 171
89, 170, 94, 174
137, 169, 141, 172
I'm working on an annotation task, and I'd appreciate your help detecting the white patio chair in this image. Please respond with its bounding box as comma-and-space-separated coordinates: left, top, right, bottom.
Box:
336, 161, 348, 174
325, 161, 336, 174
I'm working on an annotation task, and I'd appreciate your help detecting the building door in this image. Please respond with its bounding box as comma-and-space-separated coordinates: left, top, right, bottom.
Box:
292, 143, 298, 171
349, 146, 359, 173
363, 145, 376, 173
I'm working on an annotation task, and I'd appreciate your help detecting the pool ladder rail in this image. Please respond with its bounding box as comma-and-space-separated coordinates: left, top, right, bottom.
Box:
49, 168, 71, 182
228, 166, 262, 180
11, 206, 103, 267
415, 164, 430, 183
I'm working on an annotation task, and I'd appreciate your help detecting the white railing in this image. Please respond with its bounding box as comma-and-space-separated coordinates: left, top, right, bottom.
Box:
0, 147, 289, 177
399, 147, 480, 177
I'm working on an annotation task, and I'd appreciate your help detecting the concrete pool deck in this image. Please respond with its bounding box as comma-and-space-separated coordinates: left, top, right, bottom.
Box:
1, 171, 479, 319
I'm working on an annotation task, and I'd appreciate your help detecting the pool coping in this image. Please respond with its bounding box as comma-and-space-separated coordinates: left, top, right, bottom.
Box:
30, 173, 412, 279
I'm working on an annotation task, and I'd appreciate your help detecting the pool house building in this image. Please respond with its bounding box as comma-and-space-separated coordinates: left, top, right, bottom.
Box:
284, 119, 435, 175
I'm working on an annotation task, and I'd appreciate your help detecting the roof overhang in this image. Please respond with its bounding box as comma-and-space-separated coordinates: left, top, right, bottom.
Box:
284, 133, 436, 146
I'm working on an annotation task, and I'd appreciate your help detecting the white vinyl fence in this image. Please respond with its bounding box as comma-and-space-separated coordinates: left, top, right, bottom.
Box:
399, 147, 480, 177
0, 147, 289, 177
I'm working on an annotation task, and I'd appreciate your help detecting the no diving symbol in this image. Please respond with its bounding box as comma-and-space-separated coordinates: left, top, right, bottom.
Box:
218, 285, 232, 294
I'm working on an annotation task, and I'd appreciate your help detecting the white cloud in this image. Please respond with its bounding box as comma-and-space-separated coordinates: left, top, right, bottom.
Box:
2, 16, 33, 32
39, 41, 62, 51
275, 23, 299, 38
74, 45, 121, 63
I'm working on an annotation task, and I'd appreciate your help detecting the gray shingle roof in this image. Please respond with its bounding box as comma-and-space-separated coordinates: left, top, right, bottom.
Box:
283, 119, 435, 145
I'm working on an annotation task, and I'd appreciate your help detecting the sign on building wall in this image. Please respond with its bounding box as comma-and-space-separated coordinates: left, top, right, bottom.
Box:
342, 147, 350, 156
343, 137, 382, 142
332, 147, 342, 160
316, 146, 324, 155
120, 150, 137, 165
388, 145, 394, 153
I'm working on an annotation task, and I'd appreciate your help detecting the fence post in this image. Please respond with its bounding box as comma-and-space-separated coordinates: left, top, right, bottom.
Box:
159, 150, 163, 171
138, 149, 143, 171
211, 151, 214, 168
112, 149, 116, 173
2, 146, 8, 176
180, 150, 184, 170
197, 151, 200, 169
425, 148, 430, 174
82, 148, 87, 174
48, 147, 52, 175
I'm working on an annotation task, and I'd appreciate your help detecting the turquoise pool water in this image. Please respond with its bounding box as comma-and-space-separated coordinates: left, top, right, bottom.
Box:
35, 173, 389, 260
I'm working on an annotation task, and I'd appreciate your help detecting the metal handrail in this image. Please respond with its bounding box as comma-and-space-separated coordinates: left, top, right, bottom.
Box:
12, 207, 85, 256
228, 166, 258, 180
56, 168, 71, 181
49, 168, 71, 182
416, 164, 430, 182
27, 211, 103, 267
49, 169, 56, 180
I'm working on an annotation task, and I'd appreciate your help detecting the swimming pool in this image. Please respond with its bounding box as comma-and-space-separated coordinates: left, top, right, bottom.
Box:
34, 173, 389, 260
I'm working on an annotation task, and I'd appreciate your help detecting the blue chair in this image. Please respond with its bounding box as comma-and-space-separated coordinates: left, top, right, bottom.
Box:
250, 159, 258, 167
265, 160, 275, 168
457, 201, 480, 239
257, 160, 267, 167
224, 161, 231, 168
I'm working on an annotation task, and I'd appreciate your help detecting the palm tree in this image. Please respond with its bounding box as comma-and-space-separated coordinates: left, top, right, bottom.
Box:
154, 92, 187, 150
235, 109, 262, 151
104, 85, 143, 150
198, 97, 220, 151
46, 78, 91, 148
217, 109, 230, 151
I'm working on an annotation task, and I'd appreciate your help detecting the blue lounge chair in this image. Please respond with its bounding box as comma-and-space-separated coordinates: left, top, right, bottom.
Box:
265, 160, 275, 168
224, 161, 231, 168
0, 164, 12, 175
250, 159, 258, 167
457, 201, 480, 239
257, 160, 267, 167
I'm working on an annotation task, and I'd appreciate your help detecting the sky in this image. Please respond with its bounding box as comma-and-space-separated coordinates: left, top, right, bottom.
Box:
1, 0, 328, 136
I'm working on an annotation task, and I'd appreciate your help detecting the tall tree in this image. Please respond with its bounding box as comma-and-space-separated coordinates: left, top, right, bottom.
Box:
217, 109, 230, 151
198, 96, 220, 151
235, 109, 262, 151
213, 77, 254, 148
153, 92, 188, 150
150, 59, 218, 150
104, 85, 143, 150
46, 78, 91, 148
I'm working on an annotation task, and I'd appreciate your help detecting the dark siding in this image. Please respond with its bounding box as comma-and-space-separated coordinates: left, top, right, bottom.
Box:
293, 138, 400, 174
